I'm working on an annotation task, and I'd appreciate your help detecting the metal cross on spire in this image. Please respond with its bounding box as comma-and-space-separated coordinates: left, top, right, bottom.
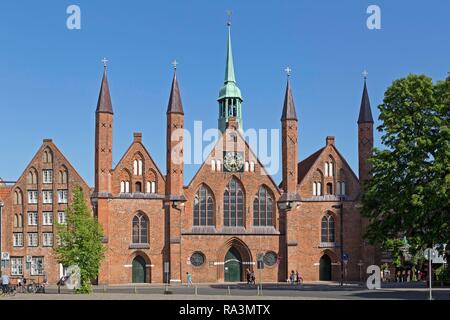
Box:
285, 66, 292, 77
226, 10, 232, 26
102, 57, 108, 68
171, 59, 178, 70
362, 70, 369, 80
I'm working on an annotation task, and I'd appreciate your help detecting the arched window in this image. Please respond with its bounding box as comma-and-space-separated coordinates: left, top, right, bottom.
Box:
60, 169, 68, 184
193, 185, 214, 226
120, 181, 125, 193
223, 178, 244, 227
14, 189, 23, 205
135, 182, 142, 193
321, 215, 335, 243
326, 183, 333, 195
133, 160, 138, 175
216, 160, 222, 172
146, 181, 156, 193
132, 213, 149, 244
249, 162, 255, 172
133, 159, 143, 176
14, 214, 19, 228
27, 170, 37, 184
244, 162, 249, 172
43, 149, 53, 163
211, 160, 216, 172
253, 186, 274, 226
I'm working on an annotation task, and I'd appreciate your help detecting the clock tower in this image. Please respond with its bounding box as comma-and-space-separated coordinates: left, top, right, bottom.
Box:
357, 75, 374, 184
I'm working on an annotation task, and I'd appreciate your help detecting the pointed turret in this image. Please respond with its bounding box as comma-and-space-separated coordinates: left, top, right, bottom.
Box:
281, 77, 298, 121
96, 67, 113, 114
280, 69, 301, 201
218, 21, 243, 132
358, 74, 374, 183
357, 79, 373, 124
167, 70, 184, 115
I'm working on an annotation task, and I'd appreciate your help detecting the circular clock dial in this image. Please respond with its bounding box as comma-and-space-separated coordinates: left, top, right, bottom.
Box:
223, 152, 244, 172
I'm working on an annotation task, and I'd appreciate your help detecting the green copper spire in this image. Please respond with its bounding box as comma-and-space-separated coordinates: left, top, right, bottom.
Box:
218, 16, 243, 133
224, 26, 236, 84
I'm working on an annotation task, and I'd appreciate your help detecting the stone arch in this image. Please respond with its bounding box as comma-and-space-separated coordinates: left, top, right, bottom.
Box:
128, 251, 152, 283
218, 237, 253, 282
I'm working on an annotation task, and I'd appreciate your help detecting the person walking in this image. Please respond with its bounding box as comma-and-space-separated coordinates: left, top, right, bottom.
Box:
246, 269, 251, 285
295, 270, 302, 285
186, 272, 193, 287
1, 273, 10, 293
289, 270, 295, 285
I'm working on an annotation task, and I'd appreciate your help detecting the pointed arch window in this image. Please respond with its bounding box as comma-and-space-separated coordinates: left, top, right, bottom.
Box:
321, 215, 335, 243
193, 185, 214, 226
60, 169, 68, 184
253, 186, 274, 226
132, 213, 149, 244
223, 178, 244, 227
43, 149, 53, 163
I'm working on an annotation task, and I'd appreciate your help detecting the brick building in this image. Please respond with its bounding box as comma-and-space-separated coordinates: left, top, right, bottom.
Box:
0, 24, 376, 285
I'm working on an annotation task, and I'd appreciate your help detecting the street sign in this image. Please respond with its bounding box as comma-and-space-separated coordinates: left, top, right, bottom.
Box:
1, 252, 10, 260
257, 260, 264, 269
164, 262, 170, 273
424, 248, 438, 261
342, 253, 349, 263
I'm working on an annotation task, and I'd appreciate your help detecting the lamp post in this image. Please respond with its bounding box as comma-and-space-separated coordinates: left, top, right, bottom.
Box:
0, 200, 4, 277
332, 196, 345, 287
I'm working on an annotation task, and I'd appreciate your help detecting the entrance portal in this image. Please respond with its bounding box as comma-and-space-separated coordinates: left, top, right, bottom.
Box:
132, 255, 147, 283
319, 254, 332, 281
224, 247, 242, 282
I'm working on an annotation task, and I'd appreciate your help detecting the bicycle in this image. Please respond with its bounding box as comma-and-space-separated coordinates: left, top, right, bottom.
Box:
1, 285, 17, 297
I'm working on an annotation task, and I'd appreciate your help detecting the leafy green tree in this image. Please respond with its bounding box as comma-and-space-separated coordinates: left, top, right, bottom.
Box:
55, 186, 105, 293
362, 74, 450, 255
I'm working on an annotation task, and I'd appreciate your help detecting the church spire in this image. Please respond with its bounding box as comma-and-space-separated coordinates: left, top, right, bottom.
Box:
224, 22, 236, 84
281, 68, 298, 121
96, 63, 113, 114
218, 12, 243, 133
167, 62, 184, 115
358, 72, 373, 124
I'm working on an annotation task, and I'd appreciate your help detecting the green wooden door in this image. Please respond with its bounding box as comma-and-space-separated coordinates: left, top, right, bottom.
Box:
319, 254, 332, 281
224, 247, 242, 282
132, 256, 146, 283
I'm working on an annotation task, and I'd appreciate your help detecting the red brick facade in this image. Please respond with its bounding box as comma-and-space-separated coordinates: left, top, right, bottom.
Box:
0, 65, 376, 286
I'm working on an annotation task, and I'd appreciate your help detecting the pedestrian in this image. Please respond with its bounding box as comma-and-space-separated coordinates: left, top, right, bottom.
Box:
1, 273, 10, 293
186, 272, 193, 287
289, 270, 295, 284
246, 268, 251, 285
295, 270, 301, 284
250, 271, 255, 285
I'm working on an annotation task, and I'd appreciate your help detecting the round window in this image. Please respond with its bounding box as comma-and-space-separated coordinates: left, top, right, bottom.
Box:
190, 252, 205, 267
263, 251, 277, 267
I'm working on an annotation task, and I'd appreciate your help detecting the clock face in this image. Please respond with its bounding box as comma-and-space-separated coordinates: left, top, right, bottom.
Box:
223, 151, 244, 172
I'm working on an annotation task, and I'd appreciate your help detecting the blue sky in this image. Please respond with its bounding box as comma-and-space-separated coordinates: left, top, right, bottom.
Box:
0, 0, 449, 185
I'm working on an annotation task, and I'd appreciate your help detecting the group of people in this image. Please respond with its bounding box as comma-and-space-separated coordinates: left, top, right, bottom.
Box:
246, 269, 256, 285
289, 270, 302, 284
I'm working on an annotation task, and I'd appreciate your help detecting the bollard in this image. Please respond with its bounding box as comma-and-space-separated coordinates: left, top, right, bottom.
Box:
103, 285, 107, 293
227, 285, 231, 295
134, 286, 137, 294
195, 286, 198, 296
257, 285, 260, 296
260, 284, 263, 296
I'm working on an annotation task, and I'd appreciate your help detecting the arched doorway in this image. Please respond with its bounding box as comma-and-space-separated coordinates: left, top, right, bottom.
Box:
132, 256, 147, 283
319, 254, 332, 281
224, 247, 243, 282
